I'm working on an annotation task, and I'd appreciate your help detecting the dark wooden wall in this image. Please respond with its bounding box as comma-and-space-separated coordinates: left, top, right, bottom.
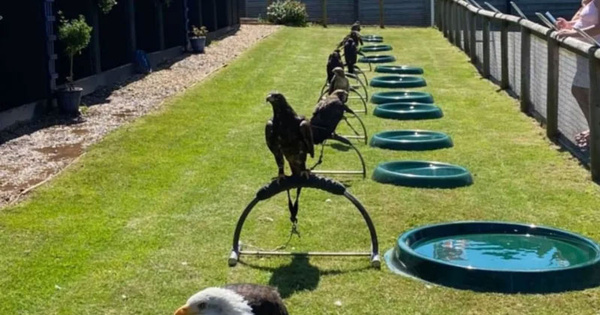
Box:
0, 0, 242, 114
0, 1, 49, 111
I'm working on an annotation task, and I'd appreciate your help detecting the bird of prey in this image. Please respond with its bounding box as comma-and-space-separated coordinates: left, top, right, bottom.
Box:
343, 38, 358, 74
310, 90, 352, 145
337, 30, 363, 49
327, 67, 350, 96
265, 92, 314, 180
174, 284, 289, 315
265, 92, 314, 227
326, 50, 344, 84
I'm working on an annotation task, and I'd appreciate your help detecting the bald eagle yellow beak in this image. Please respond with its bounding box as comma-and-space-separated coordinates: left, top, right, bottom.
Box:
174, 305, 190, 315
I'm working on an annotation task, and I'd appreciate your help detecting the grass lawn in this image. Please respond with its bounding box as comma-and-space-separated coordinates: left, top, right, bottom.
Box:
2, 26, 600, 314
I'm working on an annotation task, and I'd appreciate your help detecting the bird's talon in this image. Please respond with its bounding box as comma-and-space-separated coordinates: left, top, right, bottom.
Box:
276, 174, 286, 183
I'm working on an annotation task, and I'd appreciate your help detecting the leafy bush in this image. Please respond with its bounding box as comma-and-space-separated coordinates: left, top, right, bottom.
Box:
266, 0, 308, 26
58, 12, 92, 85
98, 0, 117, 14
191, 25, 208, 38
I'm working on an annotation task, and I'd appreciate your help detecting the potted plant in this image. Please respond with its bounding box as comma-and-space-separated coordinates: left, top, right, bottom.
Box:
56, 12, 92, 116
189, 25, 208, 53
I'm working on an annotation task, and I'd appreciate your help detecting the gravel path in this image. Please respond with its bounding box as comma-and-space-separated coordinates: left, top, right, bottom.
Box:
0, 25, 280, 209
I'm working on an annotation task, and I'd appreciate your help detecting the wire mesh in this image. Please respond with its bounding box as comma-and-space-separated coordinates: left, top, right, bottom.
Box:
529, 35, 548, 120
507, 23, 521, 96
459, 9, 466, 50
489, 20, 502, 83
475, 16, 484, 70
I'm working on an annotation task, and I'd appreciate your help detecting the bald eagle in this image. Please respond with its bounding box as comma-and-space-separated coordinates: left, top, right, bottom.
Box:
174, 284, 289, 315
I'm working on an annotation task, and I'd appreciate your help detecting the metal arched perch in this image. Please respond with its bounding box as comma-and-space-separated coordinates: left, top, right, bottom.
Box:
228, 175, 380, 268
311, 134, 367, 178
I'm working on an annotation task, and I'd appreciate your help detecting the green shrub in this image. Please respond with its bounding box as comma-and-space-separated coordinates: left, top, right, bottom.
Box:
98, 0, 117, 14
266, 0, 308, 26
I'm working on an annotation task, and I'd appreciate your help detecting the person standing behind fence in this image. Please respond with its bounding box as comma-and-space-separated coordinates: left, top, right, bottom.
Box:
556, 0, 600, 148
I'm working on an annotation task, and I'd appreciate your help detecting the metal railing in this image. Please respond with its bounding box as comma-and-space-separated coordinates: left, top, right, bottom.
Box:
435, 0, 600, 181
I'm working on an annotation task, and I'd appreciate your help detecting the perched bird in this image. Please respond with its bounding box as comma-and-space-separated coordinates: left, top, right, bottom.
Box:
265, 92, 314, 180
174, 284, 289, 315
326, 50, 344, 84
337, 30, 363, 49
265, 92, 314, 226
327, 67, 350, 96
343, 38, 358, 74
310, 90, 352, 145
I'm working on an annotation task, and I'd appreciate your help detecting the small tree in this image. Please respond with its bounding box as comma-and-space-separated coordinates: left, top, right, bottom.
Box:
58, 12, 92, 89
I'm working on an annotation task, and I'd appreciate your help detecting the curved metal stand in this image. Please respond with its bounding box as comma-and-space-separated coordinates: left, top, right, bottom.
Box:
341, 112, 368, 145
349, 88, 368, 115
347, 74, 369, 101
229, 175, 380, 268
311, 135, 367, 178
354, 66, 370, 84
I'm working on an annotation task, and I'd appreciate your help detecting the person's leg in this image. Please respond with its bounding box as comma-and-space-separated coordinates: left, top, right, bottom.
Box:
572, 85, 591, 147
572, 85, 590, 123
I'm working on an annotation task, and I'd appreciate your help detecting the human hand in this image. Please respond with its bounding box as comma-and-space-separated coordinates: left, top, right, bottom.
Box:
556, 17, 570, 30
556, 29, 578, 39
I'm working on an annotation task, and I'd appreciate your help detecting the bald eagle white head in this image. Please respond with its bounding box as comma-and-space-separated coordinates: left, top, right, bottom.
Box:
174, 287, 253, 315
175, 284, 289, 315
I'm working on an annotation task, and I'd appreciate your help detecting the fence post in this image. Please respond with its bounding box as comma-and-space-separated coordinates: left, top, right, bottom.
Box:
323, 0, 327, 27
443, 0, 448, 38
482, 17, 490, 78
455, 4, 462, 47
589, 51, 600, 181
446, 1, 451, 40
157, 4, 165, 50
354, 0, 359, 23
88, 1, 102, 74
211, 0, 218, 31
520, 27, 531, 113
379, 0, 384, 28
436, 0, 441, 29
469, 11, 477, 63
546, 36, 559, 139
500, 20, 509, 89
463, 6, 470, 54
440, 0, 445, 34
449, 0, 454, 40
125, 0, 136, 59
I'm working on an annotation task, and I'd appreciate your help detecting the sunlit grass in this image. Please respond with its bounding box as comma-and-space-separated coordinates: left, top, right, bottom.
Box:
1, 26, 600, 314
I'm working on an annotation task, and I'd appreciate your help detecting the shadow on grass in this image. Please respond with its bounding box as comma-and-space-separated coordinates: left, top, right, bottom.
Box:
239, 255, 370, 298
329, 143, 351, 152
